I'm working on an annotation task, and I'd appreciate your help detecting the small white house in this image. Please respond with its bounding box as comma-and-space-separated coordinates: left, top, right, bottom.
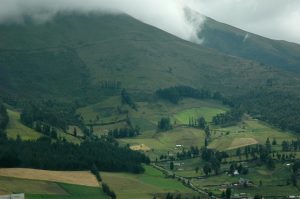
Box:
233, 170, 239, 175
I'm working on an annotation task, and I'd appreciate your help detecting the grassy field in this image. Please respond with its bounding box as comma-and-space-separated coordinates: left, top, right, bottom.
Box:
0, 176, 68, 195
120, 127, 205, 159
209, 116, 298, 151
0, 168, 98, 187
76, 96, 126, 125
6, 109, 42, 140
101, 165, 196, 199
27, 183, 108, 199
129, 99, 228, 132
0, 171, 107, 198
0, 166, 197, 199
6, 109, 81, 143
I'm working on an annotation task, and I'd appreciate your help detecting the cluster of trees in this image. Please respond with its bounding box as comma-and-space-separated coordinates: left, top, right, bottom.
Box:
108, 126, 140, 138
201, 148, 229, 175
176, 146, 200, 160
157, 117, 172, 131
102, 183, 116, 199
33, 122, 58, 139
99, 80, 121, 89
234, 142, 276, 169
0, 135, 150, 173
20, 100, 83, 133
156, 86, 226, 104
233, 90, 300, 133
0, 103, 9, 132
121, 89, 137, 110
212, 108, 243, 126
282, 139, 300, 152
162, 193, 198, 199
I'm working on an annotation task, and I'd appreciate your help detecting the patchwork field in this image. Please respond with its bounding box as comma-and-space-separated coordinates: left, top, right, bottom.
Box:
0, 176, 68, 195
101, 165, 196, 199
120, 127, 205, 158
191, 163, 300, 197
209, 116, 298, 151
0, 177, 106, 199
0, 168, 98, 187
0, 166, 198, 199
27, 183, 108, 199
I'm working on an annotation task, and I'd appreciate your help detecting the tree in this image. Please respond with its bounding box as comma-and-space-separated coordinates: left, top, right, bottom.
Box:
91, 164, 102, 182
121, 89, 137, 110
73, 127, 77, 137
225, 188, 231, 199
170, 161, 174, 170
254, 194, 262, 199
203, 163, 211, 176
211, 158, 221, 175
266, 138, 271, 152
204, 125, 211, 138
197, 117, 206, 129
158, 117, 172, 131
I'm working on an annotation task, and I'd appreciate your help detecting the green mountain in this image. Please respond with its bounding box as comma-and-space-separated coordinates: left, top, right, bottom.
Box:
0, 13, 299, 101
200, 16, 300, 73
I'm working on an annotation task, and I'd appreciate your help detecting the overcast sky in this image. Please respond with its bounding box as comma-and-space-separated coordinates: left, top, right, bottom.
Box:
0, 0, 299, 44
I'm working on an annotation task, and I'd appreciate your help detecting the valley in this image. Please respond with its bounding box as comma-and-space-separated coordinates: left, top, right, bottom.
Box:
0, 11, 300, 199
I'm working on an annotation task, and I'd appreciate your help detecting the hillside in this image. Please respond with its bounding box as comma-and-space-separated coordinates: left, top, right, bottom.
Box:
0, 13, 300, 102
200, 16, 300, 73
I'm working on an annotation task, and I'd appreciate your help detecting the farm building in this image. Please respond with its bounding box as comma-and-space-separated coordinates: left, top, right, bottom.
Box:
0, 193, 25, 199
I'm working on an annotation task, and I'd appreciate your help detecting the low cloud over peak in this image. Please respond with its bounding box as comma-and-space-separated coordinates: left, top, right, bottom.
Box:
0, 0, 299, 44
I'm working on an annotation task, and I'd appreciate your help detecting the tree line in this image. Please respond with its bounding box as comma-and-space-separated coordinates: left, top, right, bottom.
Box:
108, 126, 140, 138
156, 86, 226, 104
0, 103, 9, 132
121, 89, 137, 110
0, 135, 150, 173
20, 100, 83, 133
212, 108, 243, 126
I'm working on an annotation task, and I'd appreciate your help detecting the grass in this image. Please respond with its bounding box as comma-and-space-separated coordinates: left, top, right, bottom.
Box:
101, 165, 195, 199
27, 183, 108, 199
76, 96, 126, 125
6, 109, 42, 140
0, 168, 98, 187
0, 176, 68, 195
0, 172, 106, 199
120, 127, 206, 159
209, 116, 298, 151
158, 158, 205, 177
6, 109, 81, 144
129, 99, 228, 132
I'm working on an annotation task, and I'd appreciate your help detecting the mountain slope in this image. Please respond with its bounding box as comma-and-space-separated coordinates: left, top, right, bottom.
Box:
200, 16, 300, 73
0, 13, 300, 102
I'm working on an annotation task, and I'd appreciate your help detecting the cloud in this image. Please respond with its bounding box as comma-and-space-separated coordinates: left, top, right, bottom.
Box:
0, 0, 299, 44
0, 0, 205, 43
188, 0, 300, 44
